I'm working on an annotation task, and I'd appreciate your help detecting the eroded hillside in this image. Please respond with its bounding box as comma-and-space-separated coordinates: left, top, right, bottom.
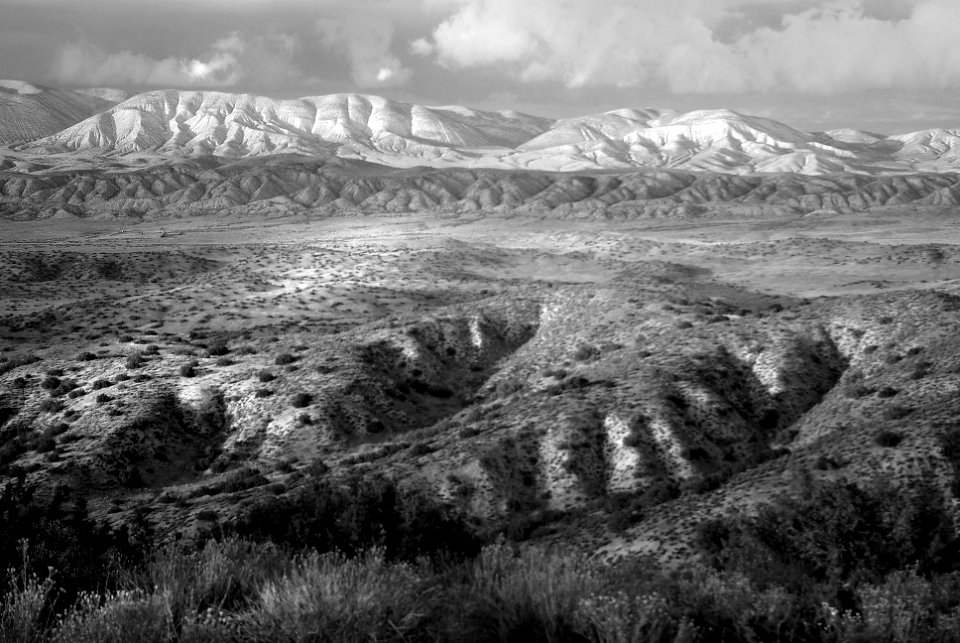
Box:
6, 157, 960, 221
2, 217, 960, 563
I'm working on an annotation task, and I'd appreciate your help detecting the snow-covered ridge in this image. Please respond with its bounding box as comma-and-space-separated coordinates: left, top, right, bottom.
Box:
7, 85, 960, 175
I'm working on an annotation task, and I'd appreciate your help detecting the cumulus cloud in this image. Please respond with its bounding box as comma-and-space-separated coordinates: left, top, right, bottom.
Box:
413, 0, 960, 94
51, 32, 301, 89
317, 14, 412, 87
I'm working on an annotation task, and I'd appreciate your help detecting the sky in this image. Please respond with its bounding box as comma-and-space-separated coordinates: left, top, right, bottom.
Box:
2, 0, 960, 133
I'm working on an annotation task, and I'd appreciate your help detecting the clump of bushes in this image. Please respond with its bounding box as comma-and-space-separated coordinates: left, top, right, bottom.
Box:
4, 465, 960, 643
0, 354, 39, 376
125, 352, 145, 369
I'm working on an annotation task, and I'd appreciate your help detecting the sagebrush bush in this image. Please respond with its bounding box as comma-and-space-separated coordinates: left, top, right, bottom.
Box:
51, 591, 170, 643
456, 542, 600, 641
250, 549, 422, 642
0, 549, 55, 643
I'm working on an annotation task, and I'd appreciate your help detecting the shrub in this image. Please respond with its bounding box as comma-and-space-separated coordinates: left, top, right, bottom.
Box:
95, 394, 112, 405
274, 353, 296, 366
0, 552, 58, 643
250, 550, 423, 642
255, 389, 274, 398
39, 399, 64, 414
77, 352, 97, 362
257, 371, 275, 383
179, 361, 198, 378
455, 543, 599, 641
35, 436, 57, 454
207, 338, 229, 357
291, 393, 312, 408
40, 376, 61, 390
572, 344, 599, 362
876, 430, 904, 447
125, 353, 144, 370
51, 590, 171, 643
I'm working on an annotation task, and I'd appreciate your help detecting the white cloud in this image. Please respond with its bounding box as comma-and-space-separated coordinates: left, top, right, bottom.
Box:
413, 0, 960, 94
317, 14, 412, 87
50, 32, 301, 89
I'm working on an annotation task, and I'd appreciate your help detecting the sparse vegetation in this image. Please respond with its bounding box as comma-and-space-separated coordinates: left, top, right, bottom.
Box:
10, 165, 960, 643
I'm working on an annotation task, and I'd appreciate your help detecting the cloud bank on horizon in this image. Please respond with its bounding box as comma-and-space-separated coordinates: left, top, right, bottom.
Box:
415, 0, 960, 94
3, 0, 960, 130
23, 0, 960, 93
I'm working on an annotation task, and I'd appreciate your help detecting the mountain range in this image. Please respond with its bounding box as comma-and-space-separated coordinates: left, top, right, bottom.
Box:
4, 82, 960, 175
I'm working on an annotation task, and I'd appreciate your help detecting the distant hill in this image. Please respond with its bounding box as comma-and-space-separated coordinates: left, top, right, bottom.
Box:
0, 80, 122, 145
